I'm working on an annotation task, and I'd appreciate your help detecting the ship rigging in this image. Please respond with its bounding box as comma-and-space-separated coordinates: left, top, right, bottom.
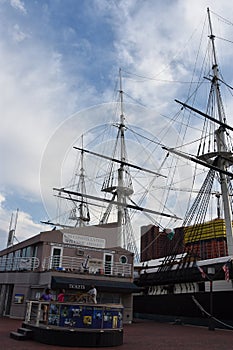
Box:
138, 7, 233, 276
51, 69, 181, 262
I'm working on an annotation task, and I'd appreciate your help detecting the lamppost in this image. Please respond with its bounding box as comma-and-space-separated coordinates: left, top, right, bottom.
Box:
207, 267, 215, 331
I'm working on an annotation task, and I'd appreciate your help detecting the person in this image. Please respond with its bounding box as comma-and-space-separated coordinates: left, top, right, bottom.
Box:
39, 288, 54, 322
57, 289, 65, 302
40, 288, 53, 302
87, 285, 97, 304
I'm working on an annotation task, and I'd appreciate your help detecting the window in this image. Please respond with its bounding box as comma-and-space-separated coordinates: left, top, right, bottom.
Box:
98, 292, 120, 304
21, 246, 32, 258
51, 246, 63, 269
104, 253, 113, 275
0, 256, 6, 271
6, 252, 13, 271
119, 255, 128, 264
13, 250, 21, 270
32, 245, 38, 257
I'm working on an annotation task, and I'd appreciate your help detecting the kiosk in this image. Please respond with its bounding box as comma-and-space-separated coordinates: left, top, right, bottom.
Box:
11, 301, 123, 347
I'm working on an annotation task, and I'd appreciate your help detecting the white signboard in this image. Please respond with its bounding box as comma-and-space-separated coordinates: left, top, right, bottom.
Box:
63, 233, 106, 249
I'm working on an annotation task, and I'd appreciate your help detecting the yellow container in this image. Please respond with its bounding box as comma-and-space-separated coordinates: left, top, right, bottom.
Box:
184, 219, 227, 244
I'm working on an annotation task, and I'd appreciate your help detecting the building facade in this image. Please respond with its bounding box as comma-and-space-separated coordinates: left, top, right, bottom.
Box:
140, 219, 228, 262
140, 225, 183, 262
0, 223, 139, 323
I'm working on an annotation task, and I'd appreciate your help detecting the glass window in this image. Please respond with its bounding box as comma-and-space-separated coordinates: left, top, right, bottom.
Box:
32, 245, 38, 257
21, 248, 27, 257
51, 246, 63, 269
6, 252, 13, 271
104, 253, 113, 275
21, 246, 32, 257
0, 256, 6, 271
13, 250, 21, 270
99, 292, 120, 304
119, 255, 128, 264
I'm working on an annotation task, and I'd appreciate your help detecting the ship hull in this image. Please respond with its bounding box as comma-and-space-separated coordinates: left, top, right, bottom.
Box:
133, 290, 233, 328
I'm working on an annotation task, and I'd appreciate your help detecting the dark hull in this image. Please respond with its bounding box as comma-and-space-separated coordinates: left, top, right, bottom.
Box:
133, 291, 233, 329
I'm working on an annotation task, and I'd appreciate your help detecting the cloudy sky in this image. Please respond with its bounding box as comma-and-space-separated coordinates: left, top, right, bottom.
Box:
0, 0, 233, 251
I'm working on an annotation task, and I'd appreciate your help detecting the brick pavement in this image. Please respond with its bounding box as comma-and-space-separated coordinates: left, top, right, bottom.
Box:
1, 317, 233, 350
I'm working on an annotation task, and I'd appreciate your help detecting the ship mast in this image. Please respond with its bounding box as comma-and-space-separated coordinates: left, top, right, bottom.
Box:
117, 68, 134, 247
207, 8, 233, 255
100, 68, 135, 254
69, 135, 90, 227
168, 8, 233, 260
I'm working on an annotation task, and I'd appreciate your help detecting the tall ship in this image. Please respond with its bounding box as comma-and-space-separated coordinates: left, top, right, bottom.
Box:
134, 8, 233, 329
41, 8, 233, 329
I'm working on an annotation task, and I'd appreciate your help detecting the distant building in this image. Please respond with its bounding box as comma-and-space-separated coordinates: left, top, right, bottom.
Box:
140, 219, 228, 262
184, 219, 228, 259
0, 223, 140, 323
140, 225, 183, 262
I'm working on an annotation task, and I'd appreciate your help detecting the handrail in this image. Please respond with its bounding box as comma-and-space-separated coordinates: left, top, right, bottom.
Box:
42, 255, 132, 277
0, 254, 132, 277
0, 256, 39, 271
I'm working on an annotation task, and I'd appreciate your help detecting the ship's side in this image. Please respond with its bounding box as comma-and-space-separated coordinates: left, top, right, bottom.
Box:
134, 253, 233, 328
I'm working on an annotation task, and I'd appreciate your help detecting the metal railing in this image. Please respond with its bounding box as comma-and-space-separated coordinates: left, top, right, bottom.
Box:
42, 255, 132, 277
25, 300, 43, 326
0, 256, 40, 271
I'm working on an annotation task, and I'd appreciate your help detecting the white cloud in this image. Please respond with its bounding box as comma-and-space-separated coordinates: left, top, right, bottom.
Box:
10, 0, 27, 14
12, 23, 29, 42
0, 37, 97, 200
0, 193, 44, 250
14, 211, 44, 242
0, 193, 5, 205
0, 0, 233, 251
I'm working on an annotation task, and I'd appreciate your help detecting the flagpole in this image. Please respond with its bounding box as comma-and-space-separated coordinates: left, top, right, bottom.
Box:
208, 279, 214, 331
195, 263, 215, 331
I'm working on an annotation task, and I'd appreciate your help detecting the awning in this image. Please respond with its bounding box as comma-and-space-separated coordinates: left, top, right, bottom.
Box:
51, 276, 141, 294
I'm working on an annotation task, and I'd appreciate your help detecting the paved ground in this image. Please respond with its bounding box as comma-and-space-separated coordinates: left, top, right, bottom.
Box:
1, 317, 233, 350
